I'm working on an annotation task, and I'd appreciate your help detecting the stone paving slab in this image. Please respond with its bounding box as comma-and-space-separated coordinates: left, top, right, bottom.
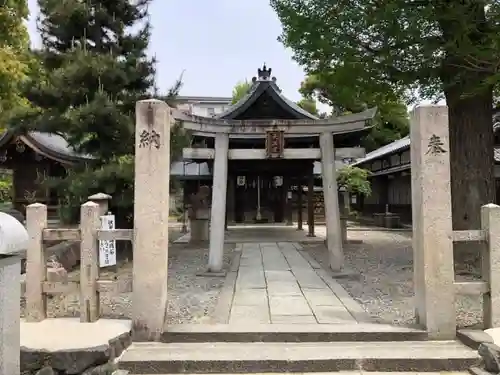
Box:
225, 241, 369, 325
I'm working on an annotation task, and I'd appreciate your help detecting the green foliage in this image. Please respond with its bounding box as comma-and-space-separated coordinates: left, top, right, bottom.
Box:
0, 0, 31, 127
299, 70, 409, 152
296, 97, 318, 116
270, 0, 500, 99
0, 172, 13, 203
337, 166, 371, 197
271, 0, 499, 230
11, 0, 187, 224
231, 80, 252, 104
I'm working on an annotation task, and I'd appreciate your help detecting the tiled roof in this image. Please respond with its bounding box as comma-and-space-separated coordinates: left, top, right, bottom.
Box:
353, 135, 500, 166
0, 130, 91, 163
351, 136, 410, 166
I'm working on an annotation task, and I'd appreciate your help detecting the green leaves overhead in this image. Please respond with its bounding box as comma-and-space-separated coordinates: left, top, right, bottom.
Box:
0, 0, 30, 126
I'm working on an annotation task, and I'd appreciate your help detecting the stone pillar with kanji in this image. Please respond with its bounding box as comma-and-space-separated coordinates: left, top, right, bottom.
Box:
132, 99, 171, 341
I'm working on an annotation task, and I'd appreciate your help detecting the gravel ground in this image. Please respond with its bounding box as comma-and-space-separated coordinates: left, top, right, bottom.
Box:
21, 230, 234, 324
304, 229, 483, 329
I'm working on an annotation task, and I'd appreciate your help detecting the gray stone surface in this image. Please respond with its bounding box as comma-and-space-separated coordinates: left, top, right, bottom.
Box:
219, 241, 366, 325
304, 229, 487, 328
118, 341, 480, 373
21, 318, 131, 374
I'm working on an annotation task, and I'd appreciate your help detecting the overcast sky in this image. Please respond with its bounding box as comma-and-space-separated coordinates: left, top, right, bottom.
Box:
26, 0, 322, 107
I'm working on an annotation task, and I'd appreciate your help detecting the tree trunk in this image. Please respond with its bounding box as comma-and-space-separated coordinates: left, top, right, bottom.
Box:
436, 0, 495, 275
445, 85, 495, 273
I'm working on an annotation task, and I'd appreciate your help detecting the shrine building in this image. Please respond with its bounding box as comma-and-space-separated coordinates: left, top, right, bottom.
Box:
175, 65, 376, 272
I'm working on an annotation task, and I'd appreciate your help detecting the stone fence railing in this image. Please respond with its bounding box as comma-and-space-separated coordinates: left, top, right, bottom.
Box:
451, 203, 500, 329
24, 200, 133, 323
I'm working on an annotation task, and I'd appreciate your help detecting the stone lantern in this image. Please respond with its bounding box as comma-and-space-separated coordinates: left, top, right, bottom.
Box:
0, 211, 28, 375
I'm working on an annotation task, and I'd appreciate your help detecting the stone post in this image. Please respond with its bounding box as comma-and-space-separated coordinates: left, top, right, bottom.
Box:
25, 203, 47, 322
88, 192, 112, 216
208, 133, 229, 272
481, 203, 500, 328
410, 105, 455, 339
80, 201, 100, 323
320, 132, 343, 272
133, 99, 171, 341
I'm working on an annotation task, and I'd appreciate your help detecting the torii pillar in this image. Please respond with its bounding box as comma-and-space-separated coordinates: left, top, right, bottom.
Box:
320, 131, 343, 272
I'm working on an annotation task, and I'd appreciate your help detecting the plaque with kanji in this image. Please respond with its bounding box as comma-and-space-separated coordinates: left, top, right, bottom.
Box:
265, 130, 284, 158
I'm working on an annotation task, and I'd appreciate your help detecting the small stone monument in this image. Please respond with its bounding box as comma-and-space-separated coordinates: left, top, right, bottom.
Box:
188, 186, 210, 243
0, 212, 28, 375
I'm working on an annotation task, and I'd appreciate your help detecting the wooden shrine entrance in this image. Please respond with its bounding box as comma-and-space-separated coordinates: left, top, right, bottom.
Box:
229, 159, 312, 224
233, 174, 285, 223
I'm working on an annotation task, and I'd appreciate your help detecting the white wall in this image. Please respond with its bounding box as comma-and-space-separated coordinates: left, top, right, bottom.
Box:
177, 102, 229, 117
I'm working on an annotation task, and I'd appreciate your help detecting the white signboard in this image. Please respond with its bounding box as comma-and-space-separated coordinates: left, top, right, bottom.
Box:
99, 213, 116, 267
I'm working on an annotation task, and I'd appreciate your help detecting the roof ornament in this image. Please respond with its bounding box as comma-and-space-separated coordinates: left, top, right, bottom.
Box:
257, 63, 272, 80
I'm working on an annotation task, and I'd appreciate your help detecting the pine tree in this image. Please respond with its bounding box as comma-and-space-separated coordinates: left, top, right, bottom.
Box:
14, 0, 185, 224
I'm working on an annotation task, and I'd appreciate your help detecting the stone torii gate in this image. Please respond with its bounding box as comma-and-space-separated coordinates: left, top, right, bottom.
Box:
176, 107, 377, 273
132, 99, 375, 339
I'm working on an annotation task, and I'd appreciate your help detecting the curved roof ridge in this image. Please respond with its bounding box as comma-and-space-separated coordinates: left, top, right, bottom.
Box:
216, 65, 318, 120
0, 129, 92, 164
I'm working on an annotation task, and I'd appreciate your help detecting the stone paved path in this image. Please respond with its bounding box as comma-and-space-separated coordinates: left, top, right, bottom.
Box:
226, 242, 364, 324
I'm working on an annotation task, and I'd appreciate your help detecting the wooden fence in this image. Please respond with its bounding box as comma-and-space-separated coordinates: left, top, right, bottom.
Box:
24, 200, 133, 323
451, 203, 500, 328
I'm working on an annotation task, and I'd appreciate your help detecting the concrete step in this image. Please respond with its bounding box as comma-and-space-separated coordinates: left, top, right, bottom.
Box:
162, 323, 428, 342
116, 373, 471, 375
118, 340, 480, 373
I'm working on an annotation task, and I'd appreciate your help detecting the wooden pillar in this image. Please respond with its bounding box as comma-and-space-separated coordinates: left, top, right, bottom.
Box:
297, 179, 303, 230
286, 177, 293, 226
307, 168, 315, 237
208, 133, 229, 272
226, 176, 235, 228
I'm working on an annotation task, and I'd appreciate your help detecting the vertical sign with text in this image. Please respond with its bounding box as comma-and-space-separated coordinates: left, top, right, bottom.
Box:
99, 212, 117, 267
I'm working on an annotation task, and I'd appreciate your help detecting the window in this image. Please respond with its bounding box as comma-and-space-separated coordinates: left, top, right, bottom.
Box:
207, 107, 215, 116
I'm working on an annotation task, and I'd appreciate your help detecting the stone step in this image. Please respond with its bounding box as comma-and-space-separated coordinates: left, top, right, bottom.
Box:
118, 340, 480, 374
162, 323, 428, 342
116, 373, 471, 375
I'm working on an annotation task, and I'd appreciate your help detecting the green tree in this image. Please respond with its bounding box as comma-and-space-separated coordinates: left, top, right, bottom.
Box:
0, 0, 31, 126
296, 97, 319, 116
300, 72, 409, 151
337, 166, 371, 197
12, 0, 183, 224
231, 80, 252, 104
271, 0, 499, 234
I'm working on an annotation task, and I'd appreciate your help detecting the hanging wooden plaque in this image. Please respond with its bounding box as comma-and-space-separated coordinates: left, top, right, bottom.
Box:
265, 130, 284, 158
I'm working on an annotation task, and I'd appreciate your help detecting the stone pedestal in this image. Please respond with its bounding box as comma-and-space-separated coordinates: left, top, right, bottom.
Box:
132, 99, 171, 341
384, 213, 400, 228
190, 209, 210, 243
410, 105, 455, 339
374, 213, 401, 228
190, 219, 209, 242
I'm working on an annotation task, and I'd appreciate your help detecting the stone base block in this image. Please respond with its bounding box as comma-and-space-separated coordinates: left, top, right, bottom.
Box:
189, 219, 209, 243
